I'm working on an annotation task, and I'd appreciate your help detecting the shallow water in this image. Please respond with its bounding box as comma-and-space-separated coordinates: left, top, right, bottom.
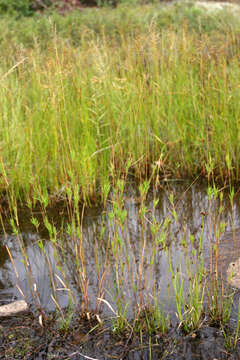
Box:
1, 181, 240, 320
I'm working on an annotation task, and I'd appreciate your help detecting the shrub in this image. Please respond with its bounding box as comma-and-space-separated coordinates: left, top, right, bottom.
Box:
0, 0, 33, 16
0, 0, 82, 17
0, 0, 116, 16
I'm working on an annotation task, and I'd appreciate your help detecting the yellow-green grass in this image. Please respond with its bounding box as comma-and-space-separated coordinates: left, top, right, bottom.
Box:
0, 3, 240, 201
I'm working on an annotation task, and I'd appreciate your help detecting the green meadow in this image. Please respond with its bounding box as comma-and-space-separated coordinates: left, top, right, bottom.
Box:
1, 2, 240, 202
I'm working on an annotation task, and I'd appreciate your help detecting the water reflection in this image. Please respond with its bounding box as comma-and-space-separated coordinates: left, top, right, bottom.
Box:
0, 234, 72, 311
1, 182, 240, 316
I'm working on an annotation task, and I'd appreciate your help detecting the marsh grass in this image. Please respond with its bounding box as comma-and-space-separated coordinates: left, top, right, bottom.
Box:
2, 1, 240, 353
4, 179, 240, 353
1, 4, 240, 202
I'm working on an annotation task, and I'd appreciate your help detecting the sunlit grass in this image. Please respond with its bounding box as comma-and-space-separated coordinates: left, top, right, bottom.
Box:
1, 18, 240, 202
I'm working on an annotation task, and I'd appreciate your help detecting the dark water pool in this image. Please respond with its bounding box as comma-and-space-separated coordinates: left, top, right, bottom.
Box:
1, 181, 240, 318
2, 181, 240, 359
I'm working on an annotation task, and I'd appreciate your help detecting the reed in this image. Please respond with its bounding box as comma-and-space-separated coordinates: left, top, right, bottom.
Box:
0, 5, 240, 202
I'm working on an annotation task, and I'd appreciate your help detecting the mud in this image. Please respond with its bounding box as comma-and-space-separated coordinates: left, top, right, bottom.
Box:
1, 310, 240, 359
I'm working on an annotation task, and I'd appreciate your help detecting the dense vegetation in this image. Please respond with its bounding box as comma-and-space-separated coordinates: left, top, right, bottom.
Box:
2, 4, 240, 358
0, 0, 170, 16
0, 2, 240, 202
0, 0, 90, 16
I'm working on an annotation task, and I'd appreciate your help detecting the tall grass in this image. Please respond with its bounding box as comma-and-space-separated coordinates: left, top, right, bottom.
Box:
0, 4, 240, 201
0, 30, 239, 200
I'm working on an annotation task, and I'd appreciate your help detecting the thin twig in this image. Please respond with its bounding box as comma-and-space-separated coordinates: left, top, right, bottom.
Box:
68, 352, 100, 360
1, 58, 27, 80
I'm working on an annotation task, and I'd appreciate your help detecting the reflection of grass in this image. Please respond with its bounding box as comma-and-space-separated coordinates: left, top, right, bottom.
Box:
4, 180, 240, 352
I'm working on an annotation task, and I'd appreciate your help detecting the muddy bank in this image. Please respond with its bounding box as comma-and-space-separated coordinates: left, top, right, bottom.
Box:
1, 310, 240, 360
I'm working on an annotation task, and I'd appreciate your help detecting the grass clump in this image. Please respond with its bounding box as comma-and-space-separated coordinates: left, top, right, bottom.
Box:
1, 14, 240, 201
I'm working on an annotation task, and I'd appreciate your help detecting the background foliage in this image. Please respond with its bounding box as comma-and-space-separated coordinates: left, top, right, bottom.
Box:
0, 0, 88, 16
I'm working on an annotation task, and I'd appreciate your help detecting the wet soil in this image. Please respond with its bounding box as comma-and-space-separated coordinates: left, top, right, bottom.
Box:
1, 309, 240, 359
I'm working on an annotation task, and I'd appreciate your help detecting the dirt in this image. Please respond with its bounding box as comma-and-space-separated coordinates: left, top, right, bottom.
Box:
1, 310, 240, 360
